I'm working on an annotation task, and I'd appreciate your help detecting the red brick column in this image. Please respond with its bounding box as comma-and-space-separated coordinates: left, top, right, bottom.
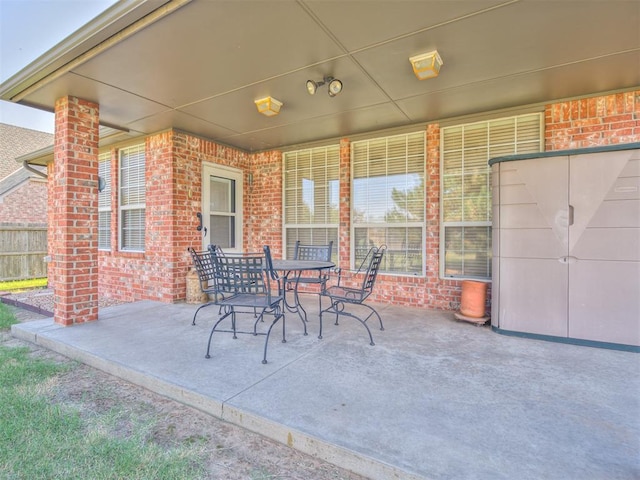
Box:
50, 96, 99, 325
338, 138, 351, 268
247, 150, 283, 254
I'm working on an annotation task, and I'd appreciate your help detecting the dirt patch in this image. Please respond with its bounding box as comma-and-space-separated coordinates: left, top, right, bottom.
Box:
2, 306, 367, 480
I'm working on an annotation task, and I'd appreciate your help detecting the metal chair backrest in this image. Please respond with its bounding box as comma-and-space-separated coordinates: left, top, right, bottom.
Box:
209, 245, 279, 298
359, 246, 386, 296
188, 246, 217, 291
293, 240, 333, 262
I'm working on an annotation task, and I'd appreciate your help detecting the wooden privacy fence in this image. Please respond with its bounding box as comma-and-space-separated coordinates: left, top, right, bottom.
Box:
0, 224, 47, 282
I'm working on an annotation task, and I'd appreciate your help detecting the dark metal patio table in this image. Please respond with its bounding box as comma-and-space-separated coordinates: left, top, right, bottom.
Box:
271, 259, 335, 334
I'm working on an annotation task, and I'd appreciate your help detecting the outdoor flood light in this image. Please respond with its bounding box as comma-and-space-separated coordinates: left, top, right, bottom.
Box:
306, 76, 343, 97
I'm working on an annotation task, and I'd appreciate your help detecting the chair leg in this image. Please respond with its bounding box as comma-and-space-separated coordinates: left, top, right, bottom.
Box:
231, 311, 238, 339
319, 299, 381, 346
347, 307, 376, 346
192, 301, 216, 325
293, 287, 308, 323
205, 310, 232, 358
291, 288, 308, 334
253, 309, 266, 334
318, 298, 339, 339
362, 303, 385, 332
281, 310, 286, 344
262, 311, 285, 364
318, 301, 329, 339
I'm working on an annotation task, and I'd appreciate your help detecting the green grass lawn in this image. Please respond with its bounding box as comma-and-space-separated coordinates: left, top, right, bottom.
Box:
0, 302, 207, 480
0, 277, 48, 292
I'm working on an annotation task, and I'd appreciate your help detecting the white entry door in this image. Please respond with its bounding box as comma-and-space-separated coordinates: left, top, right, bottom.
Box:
202, 163, 243, 253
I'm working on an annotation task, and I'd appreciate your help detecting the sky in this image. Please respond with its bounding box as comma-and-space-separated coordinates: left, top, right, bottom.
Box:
0, 0, 117, 133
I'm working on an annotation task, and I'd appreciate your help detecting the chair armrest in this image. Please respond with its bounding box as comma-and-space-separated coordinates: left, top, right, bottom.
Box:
326, 267, 365, 288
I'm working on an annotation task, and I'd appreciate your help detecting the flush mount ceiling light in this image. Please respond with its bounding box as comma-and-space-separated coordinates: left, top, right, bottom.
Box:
254, 96, 283, 116
306, 76, 343, 97
409, 50, 443, 80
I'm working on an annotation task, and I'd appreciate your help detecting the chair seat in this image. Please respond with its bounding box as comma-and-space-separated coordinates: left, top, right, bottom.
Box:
324, 285, 368, 303
217, 293, 283, 309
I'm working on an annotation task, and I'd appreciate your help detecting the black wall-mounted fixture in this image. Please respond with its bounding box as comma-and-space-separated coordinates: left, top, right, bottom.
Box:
196, 212, 207, 237
306, 76, 343, 97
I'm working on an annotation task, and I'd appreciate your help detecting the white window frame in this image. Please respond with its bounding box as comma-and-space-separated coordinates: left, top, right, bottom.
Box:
201, 163, 243, 253
440, 113, 543, 280
351, 131, 426, 276
98, 152, 111, 251
118, 144, 146, 252
283, 145, 340, 261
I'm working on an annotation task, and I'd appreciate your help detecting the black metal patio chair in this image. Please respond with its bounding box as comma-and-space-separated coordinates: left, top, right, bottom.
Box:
319, 245, 386, 345
291, 240, 333, 319
206, 245, 286, 364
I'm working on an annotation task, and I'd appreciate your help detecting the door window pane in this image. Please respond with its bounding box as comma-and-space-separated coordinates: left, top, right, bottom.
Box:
209, 176, 236, 249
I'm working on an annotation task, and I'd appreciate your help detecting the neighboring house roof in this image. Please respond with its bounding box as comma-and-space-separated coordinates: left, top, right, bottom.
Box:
0, 1, 638, 153
0, 123, 52, 196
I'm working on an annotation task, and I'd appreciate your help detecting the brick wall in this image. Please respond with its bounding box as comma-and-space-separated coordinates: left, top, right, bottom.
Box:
98, 130, 251, 304
546, 91, 640, 150
91, 89, 639, 310
0, 178, 47, 224
246, 150, 283, 256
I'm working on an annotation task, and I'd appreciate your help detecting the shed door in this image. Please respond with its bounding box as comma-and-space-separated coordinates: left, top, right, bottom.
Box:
202, 163, 243, 253
496, 155, 570, 337
568, 150, 640, 345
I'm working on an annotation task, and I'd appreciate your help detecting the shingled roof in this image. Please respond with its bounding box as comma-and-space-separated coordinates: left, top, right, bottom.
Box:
0, 123, 53, 198
0, 123, 53, 181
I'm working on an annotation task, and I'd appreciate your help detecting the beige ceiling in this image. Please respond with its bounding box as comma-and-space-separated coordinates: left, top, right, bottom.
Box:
2, 0, 639, 152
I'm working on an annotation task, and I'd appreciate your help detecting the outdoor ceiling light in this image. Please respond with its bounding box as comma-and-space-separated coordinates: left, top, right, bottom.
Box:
409, 50, 443, 80
306, 76, 343, 97
254, 96, 283, 116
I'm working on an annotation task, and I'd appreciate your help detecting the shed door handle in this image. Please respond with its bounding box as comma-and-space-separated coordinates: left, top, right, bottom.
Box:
568, 205, 574, 226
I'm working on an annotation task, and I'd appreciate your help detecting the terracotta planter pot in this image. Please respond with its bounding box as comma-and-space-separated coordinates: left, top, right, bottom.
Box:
459, 280, 488, 318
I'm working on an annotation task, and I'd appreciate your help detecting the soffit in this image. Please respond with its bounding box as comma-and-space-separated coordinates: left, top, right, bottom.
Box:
2, 0, 638, 152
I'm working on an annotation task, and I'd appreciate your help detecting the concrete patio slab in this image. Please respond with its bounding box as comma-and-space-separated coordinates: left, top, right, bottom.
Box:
11, 298, 640, 480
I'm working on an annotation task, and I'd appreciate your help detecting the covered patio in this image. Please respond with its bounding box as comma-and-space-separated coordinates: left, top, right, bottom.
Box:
1, 0, 639, 330
12, 297, 640, 480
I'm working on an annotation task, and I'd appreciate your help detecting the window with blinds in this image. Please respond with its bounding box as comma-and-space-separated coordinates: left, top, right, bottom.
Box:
118, 144, 145, 251
352, 132, 425, 275
283, 145, 339, 261
98, 152, 111, 250
440, 113, 542, 279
